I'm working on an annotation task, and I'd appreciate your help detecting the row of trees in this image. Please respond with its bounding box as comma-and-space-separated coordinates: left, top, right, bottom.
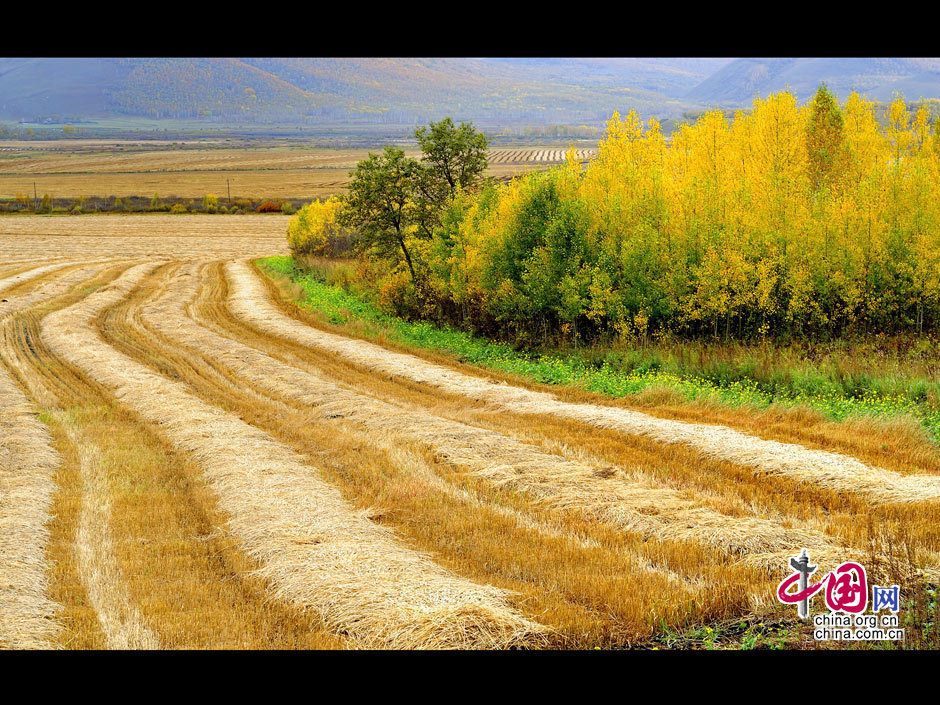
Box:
2, 193, 299, 215
290, 88, 940, 343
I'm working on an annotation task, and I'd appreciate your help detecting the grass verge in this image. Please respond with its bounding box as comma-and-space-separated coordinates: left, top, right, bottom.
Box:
257, 256, 940, 445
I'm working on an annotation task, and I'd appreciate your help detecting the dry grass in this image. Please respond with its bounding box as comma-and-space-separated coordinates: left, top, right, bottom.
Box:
0, 148, 388, 175
258, 265, 940, 479
0, 263, 109, 319
0, 215, 288, 262
0, 364, 61, 649
0, 262, 119, 649
3, 211, 938, 649
57, 414, 160, 649
98, 262, 745, 645
0, 261, 359, 648
0, 262, 76, 295
2, 307, 347, 648
243, 260, 940, 582
229, 261, 940, 505
0, 147, 592, 176
115, 267, 932, 640
40, 262, 547, 649
143, 263, 843, 568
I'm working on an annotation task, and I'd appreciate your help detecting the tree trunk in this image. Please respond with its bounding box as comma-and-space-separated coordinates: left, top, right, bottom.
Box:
398, 236, 418, 288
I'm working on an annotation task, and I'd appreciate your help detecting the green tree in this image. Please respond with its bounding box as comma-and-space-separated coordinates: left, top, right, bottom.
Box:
339, 147, 422, 286
412, 118, 489, 237
415, 117, 489, 194
805, 83, 847, 193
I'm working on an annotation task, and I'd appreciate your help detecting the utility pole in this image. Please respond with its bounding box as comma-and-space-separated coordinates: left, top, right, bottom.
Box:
227, 179, 231, 204
33, 182, 37, 210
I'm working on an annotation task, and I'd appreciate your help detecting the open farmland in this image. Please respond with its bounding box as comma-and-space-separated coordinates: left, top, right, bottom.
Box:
0, 142, 594, 201
1, 214, 938, 649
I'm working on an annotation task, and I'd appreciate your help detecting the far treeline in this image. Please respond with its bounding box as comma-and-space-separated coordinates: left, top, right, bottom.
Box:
1, 193, 302, 215
288, 88, 940, 345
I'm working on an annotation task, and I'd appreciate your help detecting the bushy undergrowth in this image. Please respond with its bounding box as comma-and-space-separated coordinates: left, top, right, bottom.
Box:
259, 255, 940, 442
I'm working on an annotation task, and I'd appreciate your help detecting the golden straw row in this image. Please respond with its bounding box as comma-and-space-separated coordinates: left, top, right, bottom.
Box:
0, 261, 115, 648
40, 261, 547, 649
227, 260, 940, 504
0, 262, 78, 296
141, 262, 844, 568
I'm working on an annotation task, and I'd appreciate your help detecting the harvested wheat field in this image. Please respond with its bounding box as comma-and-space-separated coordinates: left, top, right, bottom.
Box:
0, 145, 585, 200
2, 214, 939, 650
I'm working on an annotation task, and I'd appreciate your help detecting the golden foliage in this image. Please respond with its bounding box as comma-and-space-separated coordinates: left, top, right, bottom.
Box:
413, 91, 940, 342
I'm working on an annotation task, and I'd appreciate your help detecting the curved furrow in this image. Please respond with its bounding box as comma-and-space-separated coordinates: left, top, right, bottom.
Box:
0, 262, 110, 320
1, 261, 156, 649
56, 417, 160, 650
41, 262, 548, 649
0, 361, 61, 649
0, 262, 77, 296
142, 262, 844, 569
3, 262, 347, 650
105, 262, 722, 642
227, 260, 940, 505
0, 261, 117, 648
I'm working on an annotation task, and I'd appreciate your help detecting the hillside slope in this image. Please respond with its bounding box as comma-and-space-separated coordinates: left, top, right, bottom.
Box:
686, 57, 940, 105
0, 57, 711, 125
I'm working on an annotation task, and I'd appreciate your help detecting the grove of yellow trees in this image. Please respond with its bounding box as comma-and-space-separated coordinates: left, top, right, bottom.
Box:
294, 87, 940, 344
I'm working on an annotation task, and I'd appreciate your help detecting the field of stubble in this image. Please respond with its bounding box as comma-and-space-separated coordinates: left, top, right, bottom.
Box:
0, 144, 597, 200
2, 214, 939, 650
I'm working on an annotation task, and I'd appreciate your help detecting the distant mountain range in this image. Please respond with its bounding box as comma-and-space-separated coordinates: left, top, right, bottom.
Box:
685, 58, 940, 105
1, 57, 939, 126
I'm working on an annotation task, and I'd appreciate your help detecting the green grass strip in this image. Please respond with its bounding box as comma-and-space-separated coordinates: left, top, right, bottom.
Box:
257, 255, 940, 443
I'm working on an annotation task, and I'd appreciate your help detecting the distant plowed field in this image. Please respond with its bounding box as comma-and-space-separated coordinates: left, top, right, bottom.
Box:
3, 214, 938, 649
0, 145, 596, 200
487, 148, 596, 163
